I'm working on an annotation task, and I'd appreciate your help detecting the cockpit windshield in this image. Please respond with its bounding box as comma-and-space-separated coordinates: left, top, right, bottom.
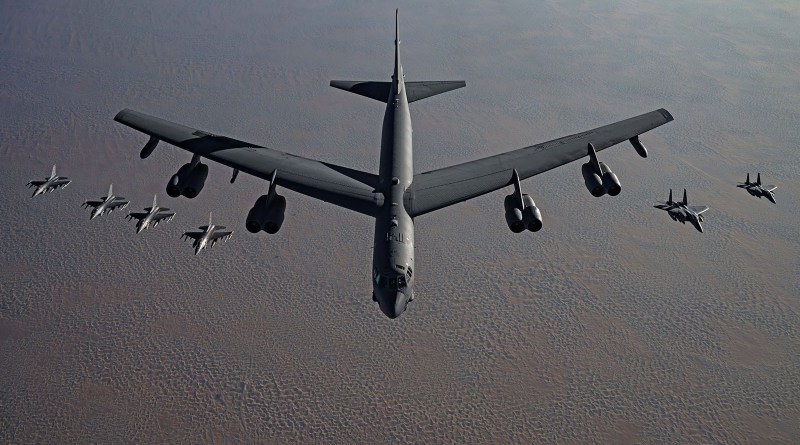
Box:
374, 272, 408, 290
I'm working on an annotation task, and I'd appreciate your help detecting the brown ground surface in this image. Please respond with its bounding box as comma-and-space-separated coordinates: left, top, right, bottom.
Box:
2, 1, 798, 443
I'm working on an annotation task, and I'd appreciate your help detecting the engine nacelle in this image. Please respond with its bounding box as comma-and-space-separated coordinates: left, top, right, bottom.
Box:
521, 194, 543, 232
182, 163, 208, 198
582, 162, 605, 197
246, 195, 270, 233
599, 162, 621, 196
263, 195, 286, 234
504, 195, 525, 233
504, 194, 543, 233
166, 162, 208, 198
246, 194, 286, 234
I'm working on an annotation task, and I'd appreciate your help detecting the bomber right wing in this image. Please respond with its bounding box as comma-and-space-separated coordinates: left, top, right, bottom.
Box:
407, 109, 673, 217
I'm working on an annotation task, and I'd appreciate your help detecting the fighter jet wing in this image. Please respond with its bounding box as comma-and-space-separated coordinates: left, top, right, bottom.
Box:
209, 231, 232, 244
82, 200, 104, 209
126, 212, 148, 221
407, 109, 673, 217
689, 205, 709, 214
50, 179, 71, 187
152, 212, 175, 223
106, 200, 129, 211
114, 109, 380, 216
27, 180, 47, 188
763, 185, 777, 192
181, 231, 204, 241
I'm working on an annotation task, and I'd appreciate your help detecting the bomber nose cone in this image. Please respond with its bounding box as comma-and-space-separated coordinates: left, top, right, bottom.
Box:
378, 291, 410, 319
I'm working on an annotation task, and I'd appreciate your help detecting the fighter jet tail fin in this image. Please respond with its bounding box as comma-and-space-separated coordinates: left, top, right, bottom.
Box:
152, 194, 158, 209
667, 189, 673, 205
682, 189, 688, 206
756, 173, 762, 186
51, 164, 57, 179
746, 172, 750, 184
108, 183, 114, 197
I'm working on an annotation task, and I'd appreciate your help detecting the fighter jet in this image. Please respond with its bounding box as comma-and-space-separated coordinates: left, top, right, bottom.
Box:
126, 194, 176, 233
654, 189, 709, 233
738, 173, 777, 204
27, 164, 71, 197
114, 10, 674, 318
82, 184, 129, 219
181, 212, 232, 255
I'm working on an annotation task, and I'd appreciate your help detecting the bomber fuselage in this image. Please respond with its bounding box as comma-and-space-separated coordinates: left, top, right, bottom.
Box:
372, 42, 415, 319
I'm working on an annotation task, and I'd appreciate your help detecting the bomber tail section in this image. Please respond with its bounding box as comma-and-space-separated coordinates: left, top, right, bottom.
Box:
330, 10, 465, 104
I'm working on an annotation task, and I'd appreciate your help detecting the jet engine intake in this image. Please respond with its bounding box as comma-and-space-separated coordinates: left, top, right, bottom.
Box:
599, 162, 621, 196
246, 194, 287, 234
246, 195, 270, 233
521, 194, 543, 232
504, 194, 525, 233
263, 195, 286, 234
504, 194, 543, 233
166, 162, 209, 198
582, 162, 605, 197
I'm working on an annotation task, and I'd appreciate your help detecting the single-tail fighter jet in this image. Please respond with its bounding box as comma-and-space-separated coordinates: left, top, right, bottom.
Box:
83, 184, 129, 219
654, 189, 709, 233
27, 165, 71, 197
126, 194, 176, 233
738, 173, 777, 204
181, 212, 232, 255
114, 10, 674, 318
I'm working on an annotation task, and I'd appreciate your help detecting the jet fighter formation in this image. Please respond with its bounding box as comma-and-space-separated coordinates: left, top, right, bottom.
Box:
29, 174, 230, 254
27, 11, 782, 318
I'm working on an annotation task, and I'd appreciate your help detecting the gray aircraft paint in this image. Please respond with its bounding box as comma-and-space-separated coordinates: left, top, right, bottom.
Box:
126, 194, 176, 233
654, 189, 709, 233
82, 184, 129, 219
738, 173, 777, 204
27, 164, 71, 197
181, 212, 233, 255
113, 11, 674, 319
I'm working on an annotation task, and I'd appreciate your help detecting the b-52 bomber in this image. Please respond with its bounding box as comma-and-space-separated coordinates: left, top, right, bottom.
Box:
181, 212, 232, 255
27, 165, 71, 197
113, 10, 674, 318
654, 189, 709, 233
738, 173, 777, 204
126, 194, 176, 233
83, 184, 129, 219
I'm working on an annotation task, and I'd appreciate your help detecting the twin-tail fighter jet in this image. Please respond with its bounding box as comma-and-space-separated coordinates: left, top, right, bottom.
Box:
738, 173, 777, 204
113, 10, 674, 318
27, 165, 71, 197
82, 184, 130, 219
654, 189, 709, 233
126, 194, 176, 233
181, 212, 232, 255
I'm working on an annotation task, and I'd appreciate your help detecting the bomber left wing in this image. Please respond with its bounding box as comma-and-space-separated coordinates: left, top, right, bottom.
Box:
407, 109, 673, 217
114, 109, 380, 216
